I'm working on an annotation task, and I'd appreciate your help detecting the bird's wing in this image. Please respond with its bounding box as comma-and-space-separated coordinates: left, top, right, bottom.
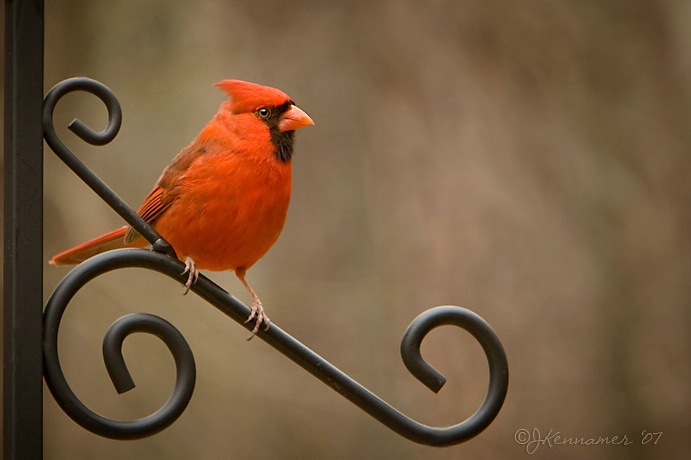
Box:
124, 144, 203, 244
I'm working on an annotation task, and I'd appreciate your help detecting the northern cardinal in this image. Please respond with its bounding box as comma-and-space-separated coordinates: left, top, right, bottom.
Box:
50, 80, 314, 338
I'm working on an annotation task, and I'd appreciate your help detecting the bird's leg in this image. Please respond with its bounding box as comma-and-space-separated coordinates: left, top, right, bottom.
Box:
181, 256, 199, 295
235, 268, 270, 340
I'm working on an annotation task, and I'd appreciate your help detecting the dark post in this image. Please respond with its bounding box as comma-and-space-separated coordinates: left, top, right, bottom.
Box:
3, 1, 45, 459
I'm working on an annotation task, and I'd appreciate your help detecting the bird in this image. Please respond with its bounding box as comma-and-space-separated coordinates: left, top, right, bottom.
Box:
50, 80, 314, 339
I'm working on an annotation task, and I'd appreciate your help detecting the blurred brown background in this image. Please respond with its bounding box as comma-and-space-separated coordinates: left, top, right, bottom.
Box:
2, 0, 691, 459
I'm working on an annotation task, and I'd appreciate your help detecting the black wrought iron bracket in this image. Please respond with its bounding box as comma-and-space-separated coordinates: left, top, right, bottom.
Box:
42, 77, 509, 446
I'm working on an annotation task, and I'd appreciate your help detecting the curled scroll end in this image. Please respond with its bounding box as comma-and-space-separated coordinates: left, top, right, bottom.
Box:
111, 375, 136, 395
68, 117, 119, 147
103, 315, 138, 394
401, 304, 510, 396
400, 318, 447, 393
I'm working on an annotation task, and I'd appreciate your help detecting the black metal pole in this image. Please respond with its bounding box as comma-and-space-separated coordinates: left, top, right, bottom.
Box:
3, 1, 45, 459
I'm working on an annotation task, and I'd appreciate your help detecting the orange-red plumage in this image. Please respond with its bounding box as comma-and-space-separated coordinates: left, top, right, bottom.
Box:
50, 80, 313, 338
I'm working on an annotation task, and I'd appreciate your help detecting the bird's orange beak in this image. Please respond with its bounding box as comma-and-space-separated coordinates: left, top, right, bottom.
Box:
278, 105, 314, 132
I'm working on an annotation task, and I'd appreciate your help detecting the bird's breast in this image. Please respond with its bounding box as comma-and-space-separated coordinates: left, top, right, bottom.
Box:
153, 151, 292, 271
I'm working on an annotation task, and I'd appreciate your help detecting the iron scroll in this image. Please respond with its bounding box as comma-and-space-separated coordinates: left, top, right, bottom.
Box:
42, 77, 509, 445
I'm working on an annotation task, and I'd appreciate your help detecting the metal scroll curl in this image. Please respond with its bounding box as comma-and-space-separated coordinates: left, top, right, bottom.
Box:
43, 253, 196, 439
42, 77, 509, 445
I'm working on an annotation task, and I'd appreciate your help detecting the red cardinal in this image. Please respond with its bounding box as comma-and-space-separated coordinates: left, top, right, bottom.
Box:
50, 80, 314, 338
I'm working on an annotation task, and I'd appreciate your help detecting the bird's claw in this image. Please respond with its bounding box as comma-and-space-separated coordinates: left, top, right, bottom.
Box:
245, 298, 270, 340
181, 257, 199, 295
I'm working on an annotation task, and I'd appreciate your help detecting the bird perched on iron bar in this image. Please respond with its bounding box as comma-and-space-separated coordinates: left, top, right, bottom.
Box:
51, 80, 314, 339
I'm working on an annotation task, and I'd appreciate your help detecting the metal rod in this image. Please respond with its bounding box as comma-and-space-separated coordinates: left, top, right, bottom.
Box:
43, 249, 508, 445
3, 1, 45, 459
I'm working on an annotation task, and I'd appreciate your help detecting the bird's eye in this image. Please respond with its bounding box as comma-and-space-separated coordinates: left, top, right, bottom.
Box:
257, 107, 271, 119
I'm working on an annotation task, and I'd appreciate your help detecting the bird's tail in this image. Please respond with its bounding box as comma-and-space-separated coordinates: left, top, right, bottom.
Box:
50, 226, 147, 266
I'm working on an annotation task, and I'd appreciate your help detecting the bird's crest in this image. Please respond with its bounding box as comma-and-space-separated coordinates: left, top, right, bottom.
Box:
215, 80, 292, 114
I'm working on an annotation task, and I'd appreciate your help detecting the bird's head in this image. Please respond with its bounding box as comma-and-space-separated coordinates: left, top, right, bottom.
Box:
215, 80, 314, 162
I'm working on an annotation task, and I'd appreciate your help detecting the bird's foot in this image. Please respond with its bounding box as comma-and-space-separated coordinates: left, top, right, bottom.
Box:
245, 297, 271, 340
181, 257, 199, 295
